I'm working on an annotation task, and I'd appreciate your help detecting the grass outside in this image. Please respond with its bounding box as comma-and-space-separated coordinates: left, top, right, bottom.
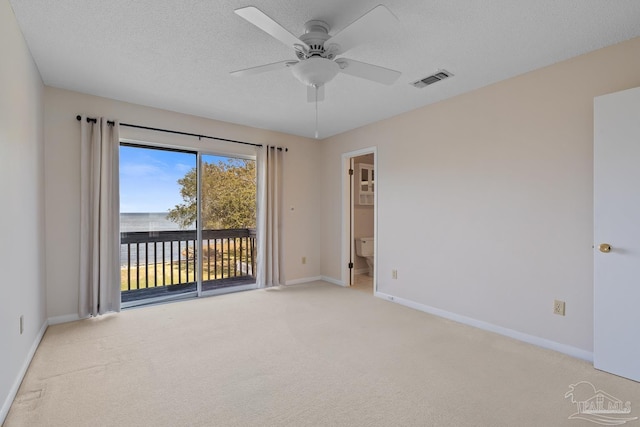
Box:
121, 257, 252, 291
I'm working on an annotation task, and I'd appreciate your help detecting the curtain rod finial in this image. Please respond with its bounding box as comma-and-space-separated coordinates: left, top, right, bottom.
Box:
76, 115, 81, 121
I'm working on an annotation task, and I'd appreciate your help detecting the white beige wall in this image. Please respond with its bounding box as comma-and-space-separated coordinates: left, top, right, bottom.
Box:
320, 37, 640, 355
0, 0, 46, 420
44, 88, 321, 319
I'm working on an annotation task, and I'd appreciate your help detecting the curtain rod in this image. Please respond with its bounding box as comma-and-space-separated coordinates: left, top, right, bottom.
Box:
75, 115, 288, 152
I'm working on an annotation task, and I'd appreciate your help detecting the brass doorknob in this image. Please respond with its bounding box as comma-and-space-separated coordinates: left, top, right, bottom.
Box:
599, 243, 612, 253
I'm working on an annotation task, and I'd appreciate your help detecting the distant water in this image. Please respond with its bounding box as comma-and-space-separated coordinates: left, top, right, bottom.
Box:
120, 213, 194, 266
120, 212, 190, 232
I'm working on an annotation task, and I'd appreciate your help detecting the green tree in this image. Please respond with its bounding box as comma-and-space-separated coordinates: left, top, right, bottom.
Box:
167, 158, 256, 229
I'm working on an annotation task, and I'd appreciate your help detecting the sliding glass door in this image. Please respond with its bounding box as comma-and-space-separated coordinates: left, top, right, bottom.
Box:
119, 144, 257, 307
199, 154, 257, 293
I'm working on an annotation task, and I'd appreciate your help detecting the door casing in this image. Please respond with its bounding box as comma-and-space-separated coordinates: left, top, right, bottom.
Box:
341, 147, 377, 290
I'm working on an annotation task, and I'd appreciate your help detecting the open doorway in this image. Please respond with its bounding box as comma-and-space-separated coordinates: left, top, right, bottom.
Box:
342, 148, 377, 294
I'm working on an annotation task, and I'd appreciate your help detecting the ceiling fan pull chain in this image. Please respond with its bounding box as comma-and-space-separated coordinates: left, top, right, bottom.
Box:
315, 85, 319, 139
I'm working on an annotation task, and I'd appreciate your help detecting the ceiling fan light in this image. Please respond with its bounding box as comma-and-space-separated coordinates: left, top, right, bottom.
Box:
291, 57, 340, 87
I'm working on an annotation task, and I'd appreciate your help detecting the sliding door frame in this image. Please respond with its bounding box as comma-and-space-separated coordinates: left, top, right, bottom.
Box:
120, 139, 258, 307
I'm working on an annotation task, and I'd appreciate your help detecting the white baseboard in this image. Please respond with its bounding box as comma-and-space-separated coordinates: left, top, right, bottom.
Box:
375, 291, 593, 362
285, 276, 323, 286
1, 319, 48, 425
354, 268, 369, 275
320, 276, 345, 287
48, 313, 83, 325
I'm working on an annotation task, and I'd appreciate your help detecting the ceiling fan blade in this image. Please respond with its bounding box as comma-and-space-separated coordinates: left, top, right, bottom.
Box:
230, 60, 297, 77
325, 5, 398, 56
235, 7, 309, 50
336, 58, 401, 85
307, 85, 325, 103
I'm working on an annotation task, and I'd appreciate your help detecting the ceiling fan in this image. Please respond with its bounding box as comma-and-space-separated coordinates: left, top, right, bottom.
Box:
230, 5, 402, 104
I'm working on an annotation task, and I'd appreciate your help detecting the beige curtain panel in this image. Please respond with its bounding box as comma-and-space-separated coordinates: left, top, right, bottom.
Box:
256, 146, 284, 287
79, 117, 121, 317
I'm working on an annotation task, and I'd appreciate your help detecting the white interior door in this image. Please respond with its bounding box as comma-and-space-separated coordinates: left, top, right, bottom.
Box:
593, 86, 640, 382
350, 157, 355, 286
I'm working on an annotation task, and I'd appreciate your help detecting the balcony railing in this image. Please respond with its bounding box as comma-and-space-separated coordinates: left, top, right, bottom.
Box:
120, 228, 256, 302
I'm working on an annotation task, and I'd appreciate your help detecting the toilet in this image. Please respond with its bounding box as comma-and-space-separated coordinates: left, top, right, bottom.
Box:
355, 237, 375, 277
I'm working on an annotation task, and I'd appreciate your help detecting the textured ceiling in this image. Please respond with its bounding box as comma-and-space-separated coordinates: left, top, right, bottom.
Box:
9, 0, 640, 139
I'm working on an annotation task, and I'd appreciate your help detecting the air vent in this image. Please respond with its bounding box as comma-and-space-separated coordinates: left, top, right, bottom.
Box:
411, 70, 453, 88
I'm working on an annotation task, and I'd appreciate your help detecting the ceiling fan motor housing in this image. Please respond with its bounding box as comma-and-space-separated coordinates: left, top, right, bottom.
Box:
296, 20, 335, 59
290, 20, 340, 86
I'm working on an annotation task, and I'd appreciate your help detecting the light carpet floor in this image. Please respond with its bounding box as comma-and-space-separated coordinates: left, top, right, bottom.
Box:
5, 281, 640, 426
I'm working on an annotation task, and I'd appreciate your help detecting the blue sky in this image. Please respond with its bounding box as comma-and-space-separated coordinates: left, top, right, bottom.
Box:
120, 146, 230, 213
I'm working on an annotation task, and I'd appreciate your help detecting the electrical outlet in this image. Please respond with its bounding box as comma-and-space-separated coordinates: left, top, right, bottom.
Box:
301, 257, 306, 265
20, 315, 24, 334
553, 300, 565, 316
392, 269, 398, 279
